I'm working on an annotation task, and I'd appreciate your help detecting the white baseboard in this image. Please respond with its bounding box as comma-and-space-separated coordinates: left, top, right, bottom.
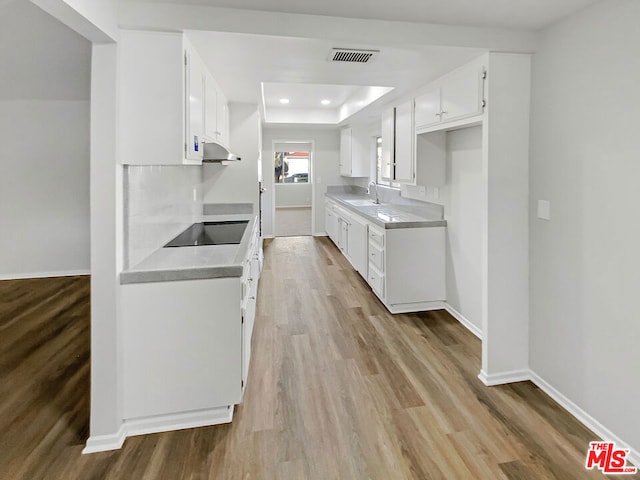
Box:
82, 423, 127, 454
478, 369, 530, 386
529, 370, 640, 468
313, 233, 329, 237
386, 300, 446, 314
444, 303, 482, 339
83, 406, 233, 454
0, 269, 90, 281
125, 405, 233, 438
275, 205, 312, 209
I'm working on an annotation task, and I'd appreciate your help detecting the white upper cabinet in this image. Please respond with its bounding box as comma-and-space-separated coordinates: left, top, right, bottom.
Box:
185, 44, 204, 162
118, 30, 230, 165
339, 126, 369, 177
381, 100, 415, 184
440, 65, 484, 123
414, 89, 441, 130
394, 100, 415, 183
203, 72, 218, 142
380, 109, 394, 180
203, 72, 230, 148
217, 91, 230, 147
339, 127, 352, 176
414, 62, 485, 132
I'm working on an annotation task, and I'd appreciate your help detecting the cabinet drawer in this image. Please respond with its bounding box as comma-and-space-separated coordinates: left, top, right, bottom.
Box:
368, 226, 385, 247
367, 263, 384, 297
368, 242, 384, 272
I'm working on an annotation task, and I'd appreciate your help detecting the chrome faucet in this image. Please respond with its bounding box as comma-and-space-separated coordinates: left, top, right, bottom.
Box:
367, 181, 380, 204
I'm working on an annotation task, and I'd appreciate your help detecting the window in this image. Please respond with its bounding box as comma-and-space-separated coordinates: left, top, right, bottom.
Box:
274, 151, 310, 184
375, 137, 399, 188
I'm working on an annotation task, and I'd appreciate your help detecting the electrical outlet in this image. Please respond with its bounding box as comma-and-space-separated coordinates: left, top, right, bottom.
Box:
433, 187, 440, 200
418, 186, 426, 196
537, 200, 551, 220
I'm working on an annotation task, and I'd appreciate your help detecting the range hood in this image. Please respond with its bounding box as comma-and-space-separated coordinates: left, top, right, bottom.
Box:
202, 141, 241, 162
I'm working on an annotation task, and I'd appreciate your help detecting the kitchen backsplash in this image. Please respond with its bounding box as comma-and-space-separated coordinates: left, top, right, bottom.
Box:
124, 165, 202, 268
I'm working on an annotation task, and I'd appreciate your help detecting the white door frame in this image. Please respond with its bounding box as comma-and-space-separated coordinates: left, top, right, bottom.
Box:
270, 139, 315, 237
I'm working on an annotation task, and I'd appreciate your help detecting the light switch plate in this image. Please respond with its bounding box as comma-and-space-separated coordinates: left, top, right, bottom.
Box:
537, 200, 551, 220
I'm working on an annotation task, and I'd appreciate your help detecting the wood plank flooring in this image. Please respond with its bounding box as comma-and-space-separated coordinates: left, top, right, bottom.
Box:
0, 237, 631, 479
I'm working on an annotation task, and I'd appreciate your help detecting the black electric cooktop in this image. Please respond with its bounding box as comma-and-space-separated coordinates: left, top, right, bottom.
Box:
164, 221, 248, 247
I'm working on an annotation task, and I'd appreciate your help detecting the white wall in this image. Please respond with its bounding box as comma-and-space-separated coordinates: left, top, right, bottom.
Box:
125, 166, 202, 268
442, 127, 483, 331
203, 103, 260, 208
262, 126, 350, 237
0, 1, 91, 279
530, 0, 640, 456
275, 183, 312, 207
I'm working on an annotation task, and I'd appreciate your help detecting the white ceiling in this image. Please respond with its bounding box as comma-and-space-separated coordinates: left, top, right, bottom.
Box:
124, 0, 599, 31
261, 83, 394, 124
262, 83, 360, 110
188, 31, 483, 124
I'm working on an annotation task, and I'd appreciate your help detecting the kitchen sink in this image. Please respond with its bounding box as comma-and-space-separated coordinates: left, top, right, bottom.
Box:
344, 199, 380, 206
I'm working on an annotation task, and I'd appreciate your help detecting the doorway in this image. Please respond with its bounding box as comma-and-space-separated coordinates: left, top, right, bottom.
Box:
272, 141, 314, 237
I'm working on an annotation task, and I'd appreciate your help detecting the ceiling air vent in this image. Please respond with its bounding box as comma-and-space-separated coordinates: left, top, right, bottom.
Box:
328, 48, 379, 64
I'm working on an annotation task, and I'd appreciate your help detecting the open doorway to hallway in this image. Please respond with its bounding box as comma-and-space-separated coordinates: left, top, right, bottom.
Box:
273, 143, 313, 237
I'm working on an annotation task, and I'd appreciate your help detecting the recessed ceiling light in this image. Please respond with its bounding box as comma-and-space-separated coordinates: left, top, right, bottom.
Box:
321, 99, 331, 106
279, 98, 290, 104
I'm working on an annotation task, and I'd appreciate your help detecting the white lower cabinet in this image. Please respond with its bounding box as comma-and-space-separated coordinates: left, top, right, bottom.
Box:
122, 277, 242, 419
345, 212, 368, 276
381, 226, 445, 309
325, 200, 367, 276
241, 224, 261, 394
122, 221, 261, 422
326, 198, 445, 314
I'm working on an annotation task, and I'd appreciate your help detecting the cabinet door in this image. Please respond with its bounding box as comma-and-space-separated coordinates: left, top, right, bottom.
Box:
394, 100, 415, 183
380, 109, 394, 181
414, 89, 442, 130
339, 128, 352, 176
217, 89, 229, 147
340, 218, 348, 253
203, 73, 218, 141
326, 207, 338, 243
441, 65, 483, 123
185, 49, 204, 161
122, 278, 242, 419
346, 216, 367, 275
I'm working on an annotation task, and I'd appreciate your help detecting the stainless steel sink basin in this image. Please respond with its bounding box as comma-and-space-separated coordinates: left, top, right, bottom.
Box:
344, 198, 380, 206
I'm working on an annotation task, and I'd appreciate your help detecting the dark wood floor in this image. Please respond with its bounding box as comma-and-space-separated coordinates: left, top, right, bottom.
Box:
0, 237, 630, 479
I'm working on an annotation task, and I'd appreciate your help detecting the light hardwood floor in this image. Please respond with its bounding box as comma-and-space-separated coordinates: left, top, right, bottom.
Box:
0, 237, 630, 479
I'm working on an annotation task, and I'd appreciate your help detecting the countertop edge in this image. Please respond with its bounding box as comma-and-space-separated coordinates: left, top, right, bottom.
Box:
120, 266, 243, 285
